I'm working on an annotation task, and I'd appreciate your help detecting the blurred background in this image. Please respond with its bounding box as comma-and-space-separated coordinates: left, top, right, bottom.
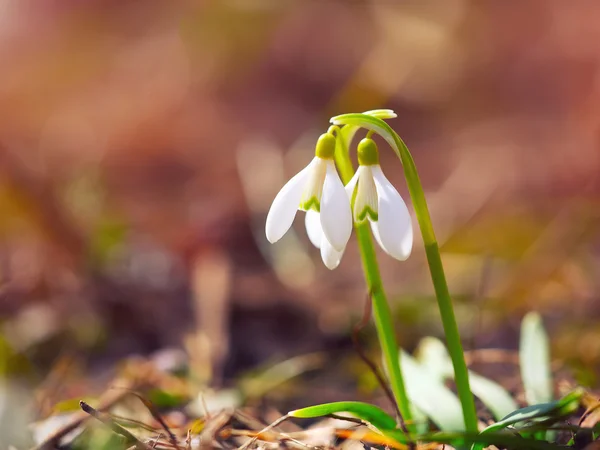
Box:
0, 0, 600, 444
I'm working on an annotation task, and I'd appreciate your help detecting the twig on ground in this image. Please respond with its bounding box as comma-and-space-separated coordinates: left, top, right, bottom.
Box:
151, 433, 164, 449
237, 414, 290, 450
578, 400, 600, 427
199, 409, 234, 449
185, 430, 192, 450
127, 391, 181, 449
327, 414, 368, 426
106, 414, 159, 433
80, 401, 154, 450
30, 380, 136, 450
233, 410, 269, 433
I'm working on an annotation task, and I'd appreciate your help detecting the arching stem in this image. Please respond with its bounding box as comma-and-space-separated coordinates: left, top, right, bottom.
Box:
330, 114, 479, 434
331, 125, 414, 432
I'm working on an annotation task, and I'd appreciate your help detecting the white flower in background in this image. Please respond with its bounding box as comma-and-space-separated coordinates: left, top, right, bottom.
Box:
265, 132, 352, 268
345, 137, 413, 261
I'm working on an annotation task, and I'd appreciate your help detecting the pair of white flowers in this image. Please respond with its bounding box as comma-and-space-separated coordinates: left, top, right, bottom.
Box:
265, 129, 413, 270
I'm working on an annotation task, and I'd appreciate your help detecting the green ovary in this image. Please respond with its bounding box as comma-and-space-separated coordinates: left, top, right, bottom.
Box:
314, 133, 336, 159
357, 138, 379, 166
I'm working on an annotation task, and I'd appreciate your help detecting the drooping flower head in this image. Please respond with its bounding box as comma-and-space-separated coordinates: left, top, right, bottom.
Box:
265, 110, 414, 270
265, 132, 352, 267
345, 137, 413, 261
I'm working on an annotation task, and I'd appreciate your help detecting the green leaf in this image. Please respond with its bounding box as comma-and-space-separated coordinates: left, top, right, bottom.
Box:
147, 389, 187, 408
414, 337, 450, 382
520, 312, 553, 406
416, 337, 518, 421
471, 390, 583, 450
384, 429, 565, 450
400, 350, 465, 431
288, 401, 397, 430
467, 371, 520, 422
88, 216, 128, 266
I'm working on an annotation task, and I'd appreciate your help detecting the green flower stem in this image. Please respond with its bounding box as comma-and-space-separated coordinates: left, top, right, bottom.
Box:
356, 226, 414, 429
333, 129, 414, 432
331, 114, 478, 433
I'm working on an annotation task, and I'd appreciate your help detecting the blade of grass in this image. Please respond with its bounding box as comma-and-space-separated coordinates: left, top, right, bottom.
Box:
384, 429, 566, 450
471, 390, 583, 450
289, 401, 397, 431
467, 371, 519, 422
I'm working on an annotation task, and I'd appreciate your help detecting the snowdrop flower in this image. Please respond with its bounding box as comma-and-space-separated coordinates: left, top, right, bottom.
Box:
304, 209, 346, 269
302, 136, 413, 269
345, 137, 413, 260
265, 132, 352, 268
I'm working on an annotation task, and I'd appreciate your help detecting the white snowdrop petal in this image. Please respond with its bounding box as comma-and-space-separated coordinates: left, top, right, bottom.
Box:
371, 165, 413, 260
320, 236, 345, 270
344, 169, 360, 199
370, 221, 385, 250
304, 210, 323, 249
265, 160, 313, 243
299, 157, 327, 211
353, 165, 378, 224
320, 161, 352, 252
